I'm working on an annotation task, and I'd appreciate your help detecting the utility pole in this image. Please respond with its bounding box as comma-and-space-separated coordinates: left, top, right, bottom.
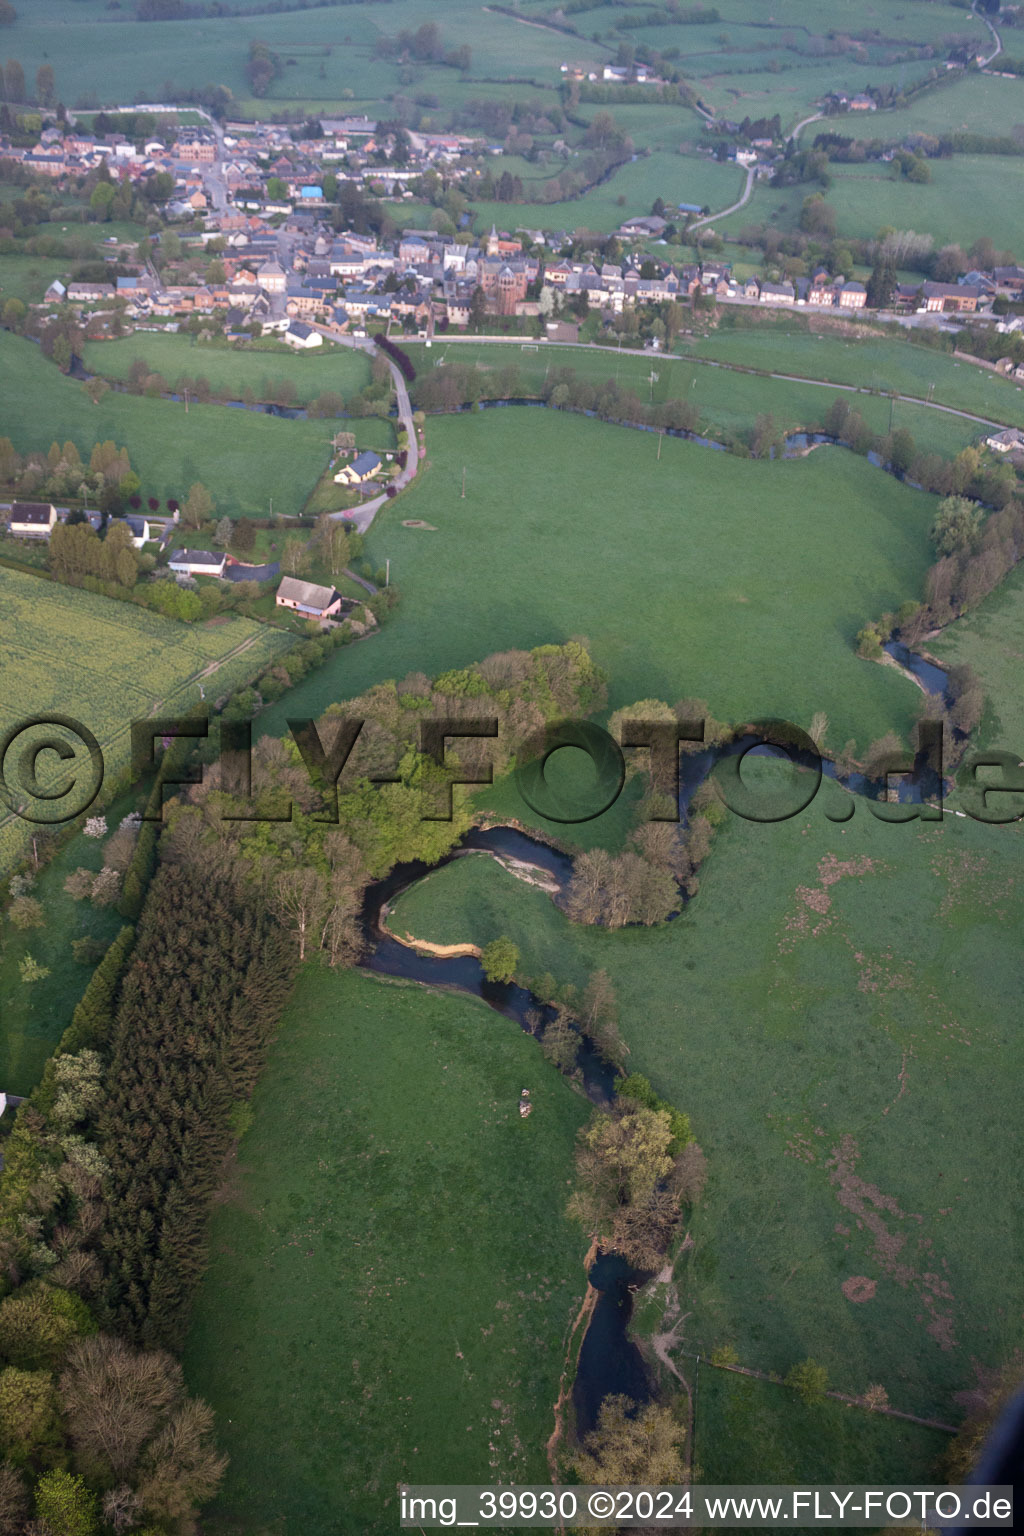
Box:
269, 497, 273, 520
889, 391, 895, 433
461, 466, 466, 498
385, 558, 390, 587
657, 430, 663, 460
183, 386, 189, 415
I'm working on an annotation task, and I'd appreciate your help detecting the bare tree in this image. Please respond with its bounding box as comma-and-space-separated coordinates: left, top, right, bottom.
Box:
272, 867, 327, 962
59, 1334, 184, 1481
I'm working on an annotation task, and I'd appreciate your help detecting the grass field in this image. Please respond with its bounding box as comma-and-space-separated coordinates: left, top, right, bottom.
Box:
79, 333, 371, 406
183, 967, 590, 1536
0, 331, 352, 518
0, 254, 77, 306
256, 406, 936, 754
720, 154, 1024, 257
691, 1367, 949, 1485
386, 772, 1024, 1426
408, 336, 1009, 455
470, 152, 745, 235
681, 324, 1024, 430
867, 72, 1024, 141
0, 565, 294, 877
930, 557, 1024, 756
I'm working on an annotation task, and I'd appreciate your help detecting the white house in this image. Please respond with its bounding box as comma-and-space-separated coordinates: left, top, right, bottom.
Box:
334, 450, 382, 485
283, 319, 323, 350
9, 502, 57, 538
114, 514, 152, 548
168, 548, 226, 578
985, 428, 1024, 454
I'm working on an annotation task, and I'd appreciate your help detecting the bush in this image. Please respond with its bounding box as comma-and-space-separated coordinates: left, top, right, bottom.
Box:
480, 936, 520, 983
7, 896, 44, 930
785, 1357, 829, 1405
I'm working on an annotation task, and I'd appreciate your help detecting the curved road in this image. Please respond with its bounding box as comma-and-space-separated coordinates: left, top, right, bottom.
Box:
974, 0, 1002, 65
687, 164, 755, 232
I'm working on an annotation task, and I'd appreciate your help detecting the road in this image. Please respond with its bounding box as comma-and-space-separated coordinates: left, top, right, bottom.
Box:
974, 0, 1002, 65
309, 329, 422, 532
686, 164, 755, 232
788, 111, 825, 143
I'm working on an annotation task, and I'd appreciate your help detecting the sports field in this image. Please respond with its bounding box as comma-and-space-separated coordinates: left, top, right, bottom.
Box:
184, 968, 590, 1536
386, 773, 1024, 1427
0, 565, 294, 876
0, 330, 345, 517
257, 407, 935, 753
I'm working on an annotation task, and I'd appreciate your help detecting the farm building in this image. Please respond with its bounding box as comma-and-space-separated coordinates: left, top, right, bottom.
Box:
168, 549, 227, 578
334, 451, 382, 486
9, 502, 57, 538
275, 576, 343, 620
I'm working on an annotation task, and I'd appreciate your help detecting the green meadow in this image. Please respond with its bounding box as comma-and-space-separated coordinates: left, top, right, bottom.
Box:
79, 333, 371, 405
183, 968, 590, 1536
257, 406, 936, 752
386, 775, 1024, 1426
931, 558, 1024, 757
0, 330, 348, 517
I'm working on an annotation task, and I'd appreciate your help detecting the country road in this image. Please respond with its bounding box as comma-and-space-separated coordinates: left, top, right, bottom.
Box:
686, 165, 755, 232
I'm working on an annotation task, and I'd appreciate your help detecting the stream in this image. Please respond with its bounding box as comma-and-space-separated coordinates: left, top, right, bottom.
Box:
354, 650, 949, 1438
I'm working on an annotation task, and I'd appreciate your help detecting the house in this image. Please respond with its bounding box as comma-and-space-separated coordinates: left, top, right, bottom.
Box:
985, 428, 1024, 454
256, 258, 287, 294
837, 280, 867, 310
618, 215, 668, 237
283, 319, 323, 349
334, 450, 382, 485
168, 549, 226, 578
275, 575, 343, 620
920, 281, 981, 313
9, 502, 57, 538
113, 514, 151, 548
66, 281, 117, 303
758, 280, 795, 305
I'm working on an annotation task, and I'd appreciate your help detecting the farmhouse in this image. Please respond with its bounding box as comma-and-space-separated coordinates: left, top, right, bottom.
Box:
334, 451, 382, 485
920, 281, 981, 313
985, 428, 1024, 454
66, 281, 117, 303
168, 549, 227, 578
275, 575, 343, 620
9, 502, 57, 538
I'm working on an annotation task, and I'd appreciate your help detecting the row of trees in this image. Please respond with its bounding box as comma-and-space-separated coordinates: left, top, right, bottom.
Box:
0, 59, 54, 107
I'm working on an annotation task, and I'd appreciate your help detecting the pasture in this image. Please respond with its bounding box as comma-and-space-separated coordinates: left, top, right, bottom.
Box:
257, 406, 936, 753
386, 774, 1024, 1428
0, 331, 342, 518
930, 558, 1024, 756
0, 565, 294, 877
79, 333, 371, 406
408, 337, 994, 457
183, 967, 589, 1536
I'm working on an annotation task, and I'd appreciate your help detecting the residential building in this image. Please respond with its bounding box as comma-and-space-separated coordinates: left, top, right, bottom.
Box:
168, 549, 227, 578
334, 451, 382, 485
276, 576, 343, 619
9, 502, 57, 538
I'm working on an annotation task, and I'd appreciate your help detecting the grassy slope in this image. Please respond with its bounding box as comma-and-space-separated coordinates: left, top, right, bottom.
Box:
930, 557, 1024, 755
183, 967, 590, 1536
0, 331, 337, 517
387, 777, 1024, 1426
259, 407, 934, 752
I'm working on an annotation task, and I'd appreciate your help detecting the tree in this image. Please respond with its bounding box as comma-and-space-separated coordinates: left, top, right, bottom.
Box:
266, 175, 288, 201
18, 955, 50, 983
213, 516, 233, 549
1, 296, 25, 331
231, 516, 256, 553
0, 1284, 95, 1370
317, 516, 350, 579
932, 495, 983, 557
183, 481, 214, 530
3, 58, 24, 104
280, 534, 310, 578
134, 1398, 227, 1524
0, 1463, 28, 1536
785, 1356, 829, 1404
35, 62, 54, 106
572, 1394, 686, 1490
0, 1366, 62, 1467
89, 181, 116, 221
579, 968, 628, 1068
52, 334, 72, 373
480, 936, 519, 983
272, 868, 326, 962
866, 255, 897, 310
8, 895, 44, 929
33, 1469, 98, 1536
58, 1335, 183, 1482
